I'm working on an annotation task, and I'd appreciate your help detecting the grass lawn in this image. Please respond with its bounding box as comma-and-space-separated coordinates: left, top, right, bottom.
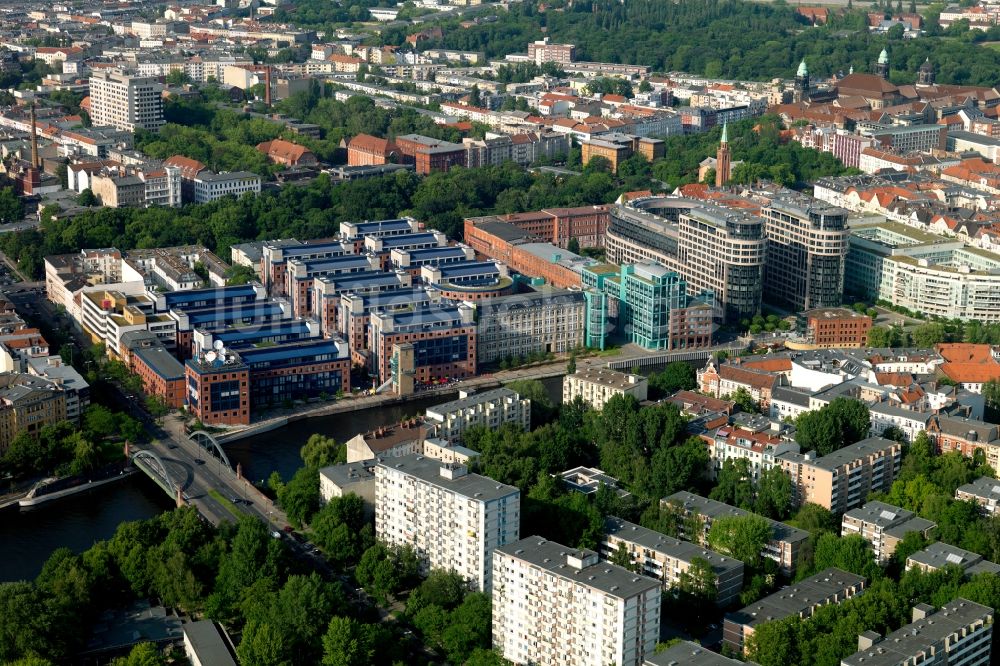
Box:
208, 489, 242, 519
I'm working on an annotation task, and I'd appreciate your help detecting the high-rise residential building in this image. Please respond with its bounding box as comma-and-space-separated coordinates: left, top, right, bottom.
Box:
88, 70, 165, 132
842, 599, 993, 666
492, 535, 661, 666
424, 388, 531, 442
758, 192, 849, 311
527, 38, 576, 66
375, 454, 519, 591
777, 436, 902, 514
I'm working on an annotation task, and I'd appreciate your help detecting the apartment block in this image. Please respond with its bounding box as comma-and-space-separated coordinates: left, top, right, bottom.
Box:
424, 388, 530, 442
601, 517, 744, 607
905, 542, 1000, 577
581, 134, 665, 173
375, 454, 519, 591
563, 368, 648, 410
723, 568, 866, 655
474, 289, 586, 364
956, 476, 1000, 515
841, 501, 937, 564
492, 535, 661, 666
527, 38, 576, 65
778, 436, 902, 514
663, 491, 809, 574
89, 70, 164, 132
0, 373, 68, 455
842, 599, 993, 666
191, 171, 261, 204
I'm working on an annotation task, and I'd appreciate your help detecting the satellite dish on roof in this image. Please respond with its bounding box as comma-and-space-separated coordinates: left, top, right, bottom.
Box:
214, 339, 225, 351
205, 351, 217, 363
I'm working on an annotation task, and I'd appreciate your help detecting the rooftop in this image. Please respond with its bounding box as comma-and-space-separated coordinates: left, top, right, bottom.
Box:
808, 436, 898, 471
378, 453, 519, 502
496, 535, 660, 599
664, 491, 809, 545
726, 568, 866, 630
604, 516, 742, 576
567, 367, 646, 390
645, 641, 746, 666
425, 388, 523, 418
132, 344, 185, 381
956, 476, 1000, 503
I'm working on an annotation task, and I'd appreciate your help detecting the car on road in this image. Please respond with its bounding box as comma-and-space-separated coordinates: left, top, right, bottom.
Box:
194, 458, 205, 465
271, 531, 282, 539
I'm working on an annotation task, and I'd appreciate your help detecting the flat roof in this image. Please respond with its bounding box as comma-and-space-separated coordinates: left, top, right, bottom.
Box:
604, 516, 742, 575
182, 621, 237, 666
568, 367, 645, 390
180, 302, 284, 325
434, 261, 501, 278
206, 320, 313, 344
645, 641, 745, 666
843, 500, 914, 529
159, 284, 257, 307
664, 491, 809, 545
238, 339, 344, 364
956, 476, 1000, 503
808, 436, 897, 471
726, 568, 866, 630
426, 387, 521, 418
376, 232, 440, 248
133, 344, 185, 380
496, 535, 660, 599
841, 598, 993, 666
403, 246, 469, 261
382, 305, 463, 326
378, 453, 518, 502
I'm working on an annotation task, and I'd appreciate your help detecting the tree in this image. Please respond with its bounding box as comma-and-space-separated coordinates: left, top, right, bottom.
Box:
468, 85, 482, 108
321, 616, 369, 666
300, 434, 344, 469
505, 379, 555, 426
755, 466, 792, 520
648, 362, 696, 398
0, 187, 23, 223
808, 533, 879, 580
795, 398, 870, 456
110, 643, 165, 666
225, 263, 259, 286
276, 467, 320, 527
165, 70, 191, 86
566, 351, 577, 375
729, 387, 759, 413
567, 237, 581, 254
76, 189, 99, 207
710, 458, 755, 510
237, 621, 292, 666
355, 544, 400, 604
707, 514, 771, 567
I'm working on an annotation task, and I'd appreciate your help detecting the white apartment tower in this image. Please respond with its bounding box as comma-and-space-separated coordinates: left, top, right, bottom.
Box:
493, 536, 661, 666
375, 454, 519, 591
89, 70, 165, 132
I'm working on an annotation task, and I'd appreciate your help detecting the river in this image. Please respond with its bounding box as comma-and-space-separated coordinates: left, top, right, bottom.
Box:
0, 376, 564, 582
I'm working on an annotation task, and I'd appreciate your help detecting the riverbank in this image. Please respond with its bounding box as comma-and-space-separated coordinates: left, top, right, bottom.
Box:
18, 469, 137, 508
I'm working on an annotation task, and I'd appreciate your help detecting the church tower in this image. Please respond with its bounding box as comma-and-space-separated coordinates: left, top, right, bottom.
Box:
917, 58, 935, 86
794, 59, 809, 103
715, 123, 731, 188
875, 48, 889, 79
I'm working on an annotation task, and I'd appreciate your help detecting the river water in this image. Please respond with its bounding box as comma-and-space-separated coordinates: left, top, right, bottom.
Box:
0, 376, 564, 582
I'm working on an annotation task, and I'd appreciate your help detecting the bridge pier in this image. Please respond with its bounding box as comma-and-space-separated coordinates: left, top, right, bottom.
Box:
176, 486, 184, 508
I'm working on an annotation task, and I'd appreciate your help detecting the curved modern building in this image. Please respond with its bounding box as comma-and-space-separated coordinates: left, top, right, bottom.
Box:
606, 197, 766, 322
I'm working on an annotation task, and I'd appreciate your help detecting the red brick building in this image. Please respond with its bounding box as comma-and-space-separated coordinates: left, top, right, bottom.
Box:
805, 307, 872, 348
393, 134, 466, 175
346, 134, 401, 166
185, 357, 251, 426
256, 139, 319, 167
463, 217, 589, 289
120, 332, 186, 410
483, 205, 610, 249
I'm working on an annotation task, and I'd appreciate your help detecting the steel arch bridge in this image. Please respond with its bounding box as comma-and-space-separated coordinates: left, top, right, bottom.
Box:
189, 431, 231, 469
131, 450, 178, 496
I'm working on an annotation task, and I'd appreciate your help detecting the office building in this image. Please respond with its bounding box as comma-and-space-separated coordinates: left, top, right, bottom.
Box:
663, 491, 808, 574
723, 568, 866, 655
527, 38, 576, 66
778, 436, 902, 514
191, 171, 261, 204
375, 454, 519, 591
801, 307, 873, 348
582, 263, 714, 351
89, 70, 164, 132
261, 240, 353, 297
605, 200, 766, 323
424, 388, 530, 442
758, 193, 849, 311
602, 517, 744, 607
492, 535, 661, 666
369, 304, 476, 385
841, 501, 937, 564
419, 261, 514, 301
956, 476, 1000, 515
841, 599, 993, 666
339, 287, 440, 354
474, 289, 586, 364
467, 206, 609, 250
563, 368, 648, 410
120, 331, 186, 410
